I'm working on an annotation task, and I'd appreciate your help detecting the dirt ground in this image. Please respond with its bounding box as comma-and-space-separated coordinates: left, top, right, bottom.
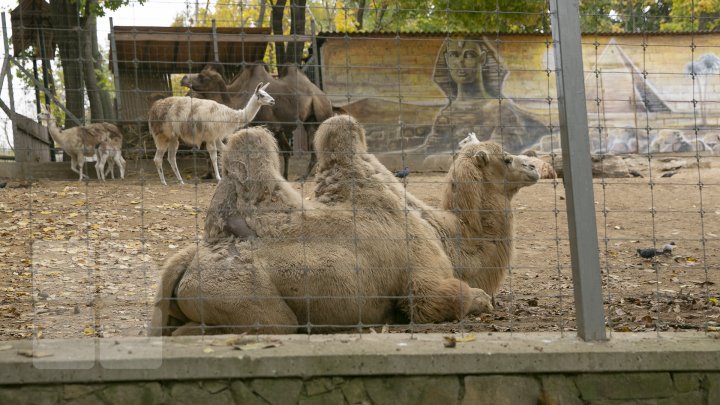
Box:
1, 158, 719, 340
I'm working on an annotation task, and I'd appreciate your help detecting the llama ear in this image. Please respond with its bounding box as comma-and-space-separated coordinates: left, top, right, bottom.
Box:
473, 150, 489, 166
261, 82, 270, 91
254, 82, 263, 93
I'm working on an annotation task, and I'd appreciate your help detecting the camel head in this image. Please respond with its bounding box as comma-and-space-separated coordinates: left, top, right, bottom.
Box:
314, 115, 368, 171
180, 64, 227, 95
254, 82, 275, 106
457, 141, 539, 195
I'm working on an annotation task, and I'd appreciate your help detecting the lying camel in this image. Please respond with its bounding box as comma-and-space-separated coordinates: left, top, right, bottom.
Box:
316, 116, 539, 296
151, 125, 490, 335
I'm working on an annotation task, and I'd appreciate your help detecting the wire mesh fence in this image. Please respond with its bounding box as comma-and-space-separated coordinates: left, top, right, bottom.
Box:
0, 0, 718, 344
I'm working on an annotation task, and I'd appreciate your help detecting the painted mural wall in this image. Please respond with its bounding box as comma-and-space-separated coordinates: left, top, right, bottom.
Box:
320, 33, 720, 155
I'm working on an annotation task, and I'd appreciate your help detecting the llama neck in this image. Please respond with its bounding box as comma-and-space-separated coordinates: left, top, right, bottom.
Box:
235, 95, 263, 124
45, 119, 66, 146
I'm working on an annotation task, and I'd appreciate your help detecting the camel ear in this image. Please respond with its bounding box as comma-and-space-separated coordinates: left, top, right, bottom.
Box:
473, 150, 489, 167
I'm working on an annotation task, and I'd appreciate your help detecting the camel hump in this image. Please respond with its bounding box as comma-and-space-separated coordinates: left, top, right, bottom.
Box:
314, 115, 367, 168
223, 126, 281, 179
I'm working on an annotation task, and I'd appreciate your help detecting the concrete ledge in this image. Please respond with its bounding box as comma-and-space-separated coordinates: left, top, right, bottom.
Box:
0, 333, 718, 385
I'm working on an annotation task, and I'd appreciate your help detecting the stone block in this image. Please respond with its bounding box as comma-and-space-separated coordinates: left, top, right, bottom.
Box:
0, 386, 60, 405
340, 378, 368, 405
462, 375, 541, 405
539, 375, 582, 405
658, 390, 703, 405
706, 373, 720, 405
229, 381, 265, 405
305, 377, 334, 396
576, 373, 674, 401
365, 376, 460, 405
672, 373, 702, 393
299, 389, 346, 405
63, 384, 103, 400
98, 383, 165, 405
251, 378, 303, 405
167, 382, 233, 405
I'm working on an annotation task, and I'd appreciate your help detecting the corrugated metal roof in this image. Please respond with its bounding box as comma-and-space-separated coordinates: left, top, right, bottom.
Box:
317, 30, 718, 37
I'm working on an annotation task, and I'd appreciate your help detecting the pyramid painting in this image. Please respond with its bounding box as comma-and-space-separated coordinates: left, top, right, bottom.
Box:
585, 38, 671, 115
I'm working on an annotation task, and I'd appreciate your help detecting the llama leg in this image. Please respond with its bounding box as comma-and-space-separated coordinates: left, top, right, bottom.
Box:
167, 139, 184, 185
153, 145, 169, 185
69, 156, 82, 180
207, 141, 221, 181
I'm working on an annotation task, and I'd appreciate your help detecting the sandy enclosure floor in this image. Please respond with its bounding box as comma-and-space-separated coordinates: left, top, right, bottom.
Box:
1, 163, 719, 340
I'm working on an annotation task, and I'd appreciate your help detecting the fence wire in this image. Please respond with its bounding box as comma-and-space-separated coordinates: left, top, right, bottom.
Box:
0, 0, 718, 343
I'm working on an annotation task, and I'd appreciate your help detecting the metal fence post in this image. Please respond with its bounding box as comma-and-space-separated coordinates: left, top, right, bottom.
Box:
549, 0, 607, 341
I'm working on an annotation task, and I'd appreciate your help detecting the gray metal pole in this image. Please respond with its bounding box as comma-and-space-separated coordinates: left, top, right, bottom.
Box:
549, 0, 607, 341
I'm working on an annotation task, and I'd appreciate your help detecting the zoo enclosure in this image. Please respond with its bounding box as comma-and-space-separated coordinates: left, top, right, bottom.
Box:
0, 0, 718, 343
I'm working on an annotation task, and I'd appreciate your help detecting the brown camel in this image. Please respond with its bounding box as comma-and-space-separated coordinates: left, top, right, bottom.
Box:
150, 122, 492, 336
318, 118, 540, 296
180, 62, 333, 179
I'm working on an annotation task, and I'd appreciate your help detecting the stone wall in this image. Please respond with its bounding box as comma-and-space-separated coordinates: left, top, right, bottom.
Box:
1, 372, 718, 404
1, 333, 719, 404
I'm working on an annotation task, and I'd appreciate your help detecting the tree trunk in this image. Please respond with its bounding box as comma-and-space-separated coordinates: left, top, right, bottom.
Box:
257, 0, 267, 26
49, 0, 85, 128
286, 0, 306, 66
271, 0, 287, 67
82, 11, 105, 122
355, 0, 367, 30
82, 0, 114, 122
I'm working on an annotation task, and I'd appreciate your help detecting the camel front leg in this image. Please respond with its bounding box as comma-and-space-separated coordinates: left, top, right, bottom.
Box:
467, 287, 493, 315
207, 141, 221, 181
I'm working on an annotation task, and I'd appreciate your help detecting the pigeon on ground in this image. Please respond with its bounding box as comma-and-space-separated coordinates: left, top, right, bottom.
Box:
629, 170, 643, 178
661, 171, 676, 178
637, 242, 676, 259
394, 167, 410, 179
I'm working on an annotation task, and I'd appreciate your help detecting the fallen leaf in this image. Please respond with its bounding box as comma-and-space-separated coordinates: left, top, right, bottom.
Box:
203, 347, 215, 354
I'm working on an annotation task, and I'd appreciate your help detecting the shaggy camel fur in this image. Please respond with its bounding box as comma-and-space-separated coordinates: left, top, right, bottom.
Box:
332, 117, 539, 296
148, 82, 274, 185
180, 63, 333, 179
151, 124, 490, 336
38, 106, 124, 181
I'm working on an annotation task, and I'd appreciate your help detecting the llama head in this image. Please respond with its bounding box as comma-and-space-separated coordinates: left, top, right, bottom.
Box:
254, 82, 275, 106
37, 104, 53, 124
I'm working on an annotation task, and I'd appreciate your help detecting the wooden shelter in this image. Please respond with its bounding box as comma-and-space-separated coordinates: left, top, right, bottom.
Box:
108, 26, 272, 124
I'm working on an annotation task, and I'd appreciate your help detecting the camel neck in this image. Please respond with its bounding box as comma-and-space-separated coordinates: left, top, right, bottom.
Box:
442, 181, 514, 241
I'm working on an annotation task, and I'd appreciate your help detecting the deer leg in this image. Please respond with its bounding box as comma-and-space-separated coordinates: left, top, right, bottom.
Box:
167, 138, 184, 185
154, 144, 169, 186
95, 155, 106, 182
207, 141, 221, 181
115, 153, 126, 180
